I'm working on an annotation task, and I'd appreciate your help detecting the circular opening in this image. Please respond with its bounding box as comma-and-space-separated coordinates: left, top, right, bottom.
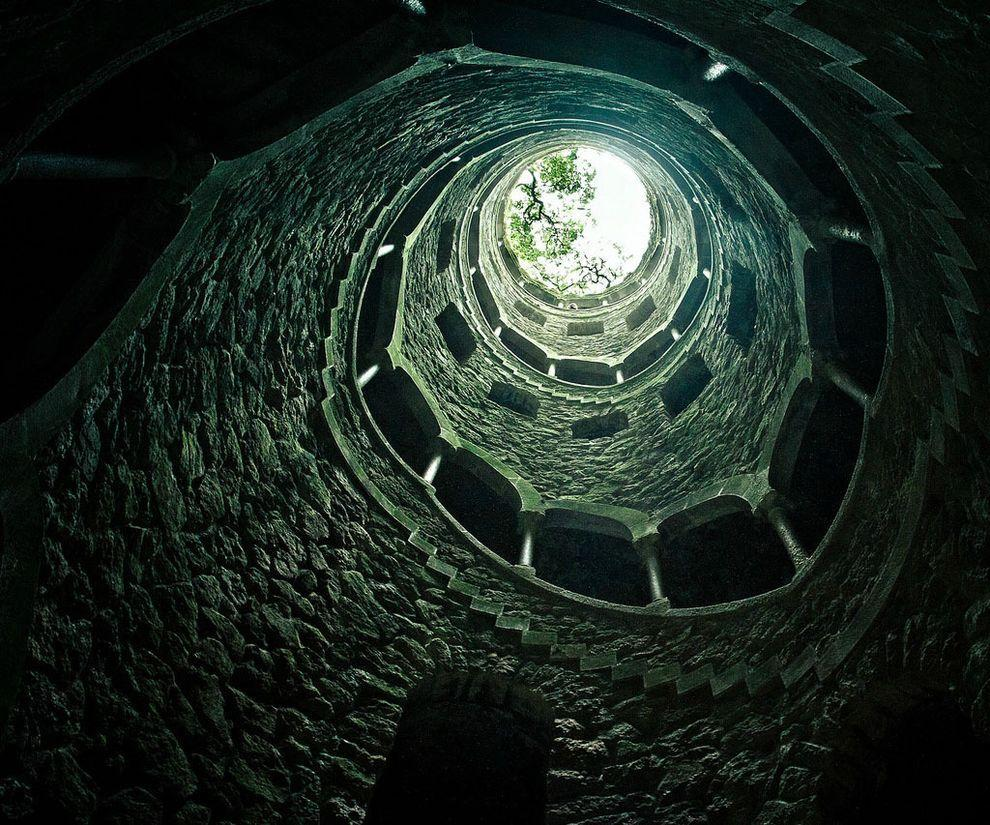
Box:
503, 147, 652, 297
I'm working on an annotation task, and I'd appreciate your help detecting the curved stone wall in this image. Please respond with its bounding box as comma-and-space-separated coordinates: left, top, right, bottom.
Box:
0, 2, 986, 824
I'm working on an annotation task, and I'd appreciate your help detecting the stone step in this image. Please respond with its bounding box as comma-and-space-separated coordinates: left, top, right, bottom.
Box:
495, 613, 530, 634
580, 651, 618, 673
781, 644, 817, 689
549, 643, 587, 664
520, 629, 557, 649
447, 577, 481, 603
468, 596, 504, 618
407, 530, 436, 559
676, 664, 715, 698
424, 555, 457, 581
711, 662, 748, 698
643, 663, 681, 693
611, 659, 649, 685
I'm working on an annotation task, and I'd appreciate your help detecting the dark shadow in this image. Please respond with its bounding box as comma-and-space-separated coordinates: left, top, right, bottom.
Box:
786, 387, 863, 549
514, 300, 547, 326
626, 295, 656, 330
435, 303, 477, 363
363, 368, 438, 474
692, 207, 713, 273
357, 243, 403, 370
803, 246, 838, 353
661, 510, 795, 608
489, 382, 540, 418
724, 73, 867, 226
830, 241, 886, 392
437, 218, 456, 272
660, 353, 713, 417
571, 410, 629, 439
725, 264, 758, 350
364, 670, 553, 825
846, 696, 990, 825
555, 358, 613, 386
768, 379, 818, 494
670, 275, 708, 333
501, 327, 550, 372
472, 267, 501, 327
624, 328, 674, 378
535, 523, 650, 605
566, 319, 604, 336
431, 457, 521, 562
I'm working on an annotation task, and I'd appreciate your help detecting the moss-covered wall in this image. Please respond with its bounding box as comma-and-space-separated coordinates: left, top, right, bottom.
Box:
0, 2, 988, 824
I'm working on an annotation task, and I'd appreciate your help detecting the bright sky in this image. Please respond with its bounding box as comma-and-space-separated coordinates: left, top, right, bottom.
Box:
506, 146, 652, 295
576, 147, 651, 276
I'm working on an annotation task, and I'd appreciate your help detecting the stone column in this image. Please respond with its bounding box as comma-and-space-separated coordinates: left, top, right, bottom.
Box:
823, 361, 870, 409
515, 512, 542, 575
518, 528, 535, 568
765, 503, 807, 568
357, 363, 380, 387
422, 452, 442, 485
13, 148, 177, 180
637, 535, 668, 607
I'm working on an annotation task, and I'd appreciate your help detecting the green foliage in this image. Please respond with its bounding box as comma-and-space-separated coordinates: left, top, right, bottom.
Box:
508, 213, 539, 262
545, 218, 582, 258
504, 148, 632, 295
539, 150, 597, 204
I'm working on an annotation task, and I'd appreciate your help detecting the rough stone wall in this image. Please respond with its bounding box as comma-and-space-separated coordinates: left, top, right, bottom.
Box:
396, 64, 801, 517
0, 2, 988, 825
471, 130, 695, 359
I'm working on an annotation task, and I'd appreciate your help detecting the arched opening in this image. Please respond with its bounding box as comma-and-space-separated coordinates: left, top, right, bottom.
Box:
499, 326, 550, 372
365, 670, 553, 825
785, 386, 864, 549
533, 514, 651, 606
718, 73, 867, 227
626, 295, 657, 330
502, 146, 652, 298
660, 353, 713, 417
488, 382, 540, 418
802, 246, 839, 353
669, 274, 708, 332
726, 264, 759, 350
660, 510, 795, 607
624, 328, 674, 378
555, 358, 614, 386
431, 457, 521, 563
571, 410, 629, 440
363, 367, 439, 474
830, 240, 887, 393
357, 239, 404, 369
435, 302, 477, 363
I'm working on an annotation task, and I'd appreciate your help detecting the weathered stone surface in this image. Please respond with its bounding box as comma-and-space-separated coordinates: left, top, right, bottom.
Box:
0, 2, 987, 824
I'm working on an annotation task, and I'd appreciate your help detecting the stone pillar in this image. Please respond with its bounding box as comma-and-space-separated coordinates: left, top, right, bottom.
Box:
422, 453, 442, 485
766, 503, 807, 568
515, 512, 542, 574
823, 361, 870, 409
13, 148, 177, 180
637, 536, 668, 606
518, 527, 535, 568
357, 363, 380, 387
